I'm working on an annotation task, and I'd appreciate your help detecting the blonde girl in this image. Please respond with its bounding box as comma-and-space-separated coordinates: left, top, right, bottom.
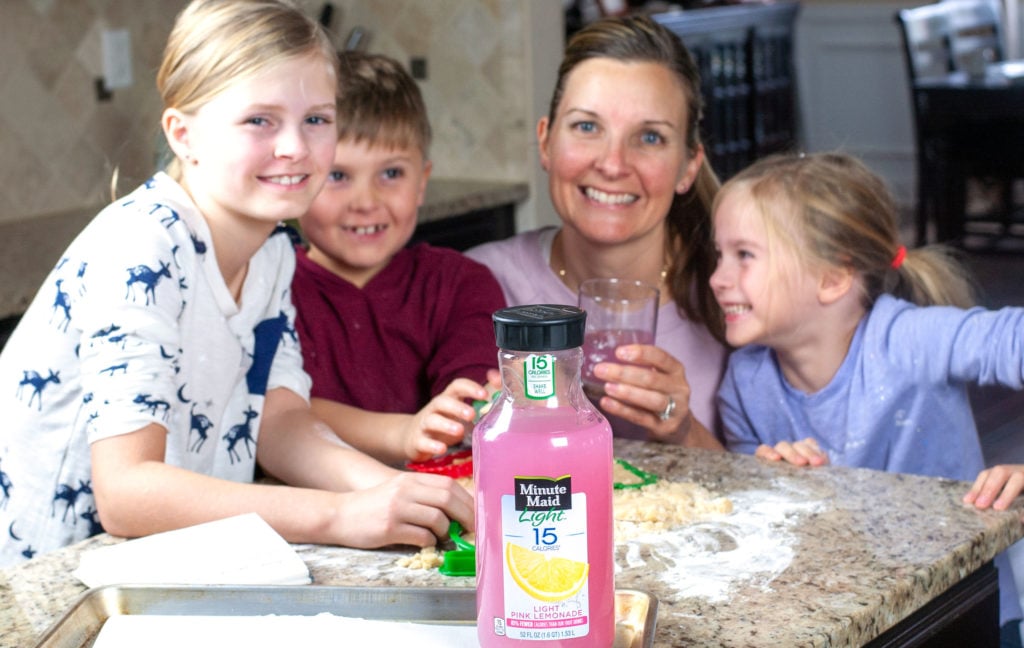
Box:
710, 151, 1023, 628
0, 0, 471, 566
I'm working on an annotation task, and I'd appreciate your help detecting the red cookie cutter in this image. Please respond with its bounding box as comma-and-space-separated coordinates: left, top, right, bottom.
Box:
406, 448, 473, 479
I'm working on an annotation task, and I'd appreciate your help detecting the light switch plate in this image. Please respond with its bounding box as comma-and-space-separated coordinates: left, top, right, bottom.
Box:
102, 28, 133, 90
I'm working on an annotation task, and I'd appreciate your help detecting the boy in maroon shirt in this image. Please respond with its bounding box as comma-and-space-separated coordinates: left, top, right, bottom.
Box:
291, 52, 505, 465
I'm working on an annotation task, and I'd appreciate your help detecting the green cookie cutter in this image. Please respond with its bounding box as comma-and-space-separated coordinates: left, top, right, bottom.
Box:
438, 520, 476, 577
613, 458, 658, 490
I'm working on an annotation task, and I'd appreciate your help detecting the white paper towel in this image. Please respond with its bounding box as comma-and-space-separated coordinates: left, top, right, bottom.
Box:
73, 513, 311, 587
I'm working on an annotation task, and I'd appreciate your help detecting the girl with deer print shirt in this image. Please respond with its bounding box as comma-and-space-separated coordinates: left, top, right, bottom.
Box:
0, 174, 299, 563
0, 0, 472, 567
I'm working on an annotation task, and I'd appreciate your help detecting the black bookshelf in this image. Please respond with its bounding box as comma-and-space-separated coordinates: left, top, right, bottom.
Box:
655, 1, 801, 180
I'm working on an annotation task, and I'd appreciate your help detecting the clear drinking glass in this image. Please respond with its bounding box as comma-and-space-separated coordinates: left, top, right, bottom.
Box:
577, 278, 659, 400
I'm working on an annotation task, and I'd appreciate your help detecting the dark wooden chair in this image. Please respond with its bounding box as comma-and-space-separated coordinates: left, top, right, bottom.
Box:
896, 0, 1024, 247
946, 0, 1004, 72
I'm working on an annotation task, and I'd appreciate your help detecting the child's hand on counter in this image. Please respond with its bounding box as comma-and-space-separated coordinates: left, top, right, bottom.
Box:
755, 437, 829, 467
963, 464, 1024, 511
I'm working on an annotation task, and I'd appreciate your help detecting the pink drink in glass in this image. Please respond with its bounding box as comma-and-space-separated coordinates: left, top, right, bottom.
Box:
581, 328, 656, 398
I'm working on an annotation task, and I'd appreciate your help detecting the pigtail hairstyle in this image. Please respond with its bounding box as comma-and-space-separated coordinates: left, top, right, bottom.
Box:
885, 244, 976, 308
729, 152, 975, 309
550, 15, 724, 342
157, 0, 338, 182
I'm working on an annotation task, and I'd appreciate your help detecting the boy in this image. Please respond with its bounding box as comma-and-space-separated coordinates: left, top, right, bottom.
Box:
291, 52, 505, 466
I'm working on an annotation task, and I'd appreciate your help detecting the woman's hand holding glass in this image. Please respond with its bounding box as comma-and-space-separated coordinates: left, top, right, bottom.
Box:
590, 342, 701, 443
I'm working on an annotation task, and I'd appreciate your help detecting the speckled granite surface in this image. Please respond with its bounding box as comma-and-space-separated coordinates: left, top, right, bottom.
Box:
3, 440, 1023, 647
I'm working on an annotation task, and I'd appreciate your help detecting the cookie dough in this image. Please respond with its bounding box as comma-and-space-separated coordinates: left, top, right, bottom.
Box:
400, 463, 732, 569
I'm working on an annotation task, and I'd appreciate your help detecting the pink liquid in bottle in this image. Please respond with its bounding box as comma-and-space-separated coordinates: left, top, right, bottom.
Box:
474, 305, 614, 647
581, 328, 656, 398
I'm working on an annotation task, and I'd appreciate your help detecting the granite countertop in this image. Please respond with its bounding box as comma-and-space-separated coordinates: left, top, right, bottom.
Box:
3, 439, 1022, 647
0, 178, 527, 321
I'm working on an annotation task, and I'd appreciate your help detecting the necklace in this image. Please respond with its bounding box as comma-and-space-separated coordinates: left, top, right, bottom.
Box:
552, 232, 669, 289
556, 265, 668, 284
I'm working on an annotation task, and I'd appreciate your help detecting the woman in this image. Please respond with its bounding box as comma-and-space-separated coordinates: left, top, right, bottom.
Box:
467, 15, 726, 448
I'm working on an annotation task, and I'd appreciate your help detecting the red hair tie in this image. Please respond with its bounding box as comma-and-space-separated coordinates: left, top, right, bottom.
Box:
890, 245, 907, 270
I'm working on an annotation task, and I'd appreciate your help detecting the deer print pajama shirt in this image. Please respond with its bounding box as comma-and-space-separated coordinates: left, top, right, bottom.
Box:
0, 172, 311, 565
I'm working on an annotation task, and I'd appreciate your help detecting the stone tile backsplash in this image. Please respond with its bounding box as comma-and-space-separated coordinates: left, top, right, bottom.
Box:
0, 0, 543, 317
0, 0, 533, 226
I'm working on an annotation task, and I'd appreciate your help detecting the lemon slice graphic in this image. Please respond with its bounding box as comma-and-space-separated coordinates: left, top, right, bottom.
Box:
505, 542, 589, 602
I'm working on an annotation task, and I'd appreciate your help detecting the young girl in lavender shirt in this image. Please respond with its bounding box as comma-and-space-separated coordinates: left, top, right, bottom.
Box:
711, 151, 1024, 633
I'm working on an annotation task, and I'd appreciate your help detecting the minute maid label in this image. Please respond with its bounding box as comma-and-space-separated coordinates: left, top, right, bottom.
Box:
500, 475, 591, 640
516, 476, 571, 511
523, 354, 555, 400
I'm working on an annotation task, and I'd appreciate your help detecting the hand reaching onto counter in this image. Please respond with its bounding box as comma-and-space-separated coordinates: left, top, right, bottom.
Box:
591, 343, 722, 449
402, 377, 496, 463
755, 437, 829, 467
91, 387, 476, 551
963, 464, 1024, 511
309, 372, 500, 466
332, 471, 475, 548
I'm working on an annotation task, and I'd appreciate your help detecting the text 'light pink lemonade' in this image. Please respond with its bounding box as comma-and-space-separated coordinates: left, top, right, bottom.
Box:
474, 305, 614, 647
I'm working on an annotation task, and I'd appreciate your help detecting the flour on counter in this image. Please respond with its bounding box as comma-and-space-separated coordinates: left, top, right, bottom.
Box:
616, 477, 825, 602
300, 474, 824, 606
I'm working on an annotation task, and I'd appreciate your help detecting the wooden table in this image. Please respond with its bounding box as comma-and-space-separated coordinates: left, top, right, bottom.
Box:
911, 62, 1024, 244
2, 441, 1023, 647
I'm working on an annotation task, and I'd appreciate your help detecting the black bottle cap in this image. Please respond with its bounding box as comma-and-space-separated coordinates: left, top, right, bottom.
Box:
492, 305, 586, 351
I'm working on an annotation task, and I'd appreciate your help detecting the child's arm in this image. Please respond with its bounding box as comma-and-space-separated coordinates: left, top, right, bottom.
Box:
310, 377, 490, 465
963, 464, 1024, 511
754, 438, 829, 467
91, 388, 474, 549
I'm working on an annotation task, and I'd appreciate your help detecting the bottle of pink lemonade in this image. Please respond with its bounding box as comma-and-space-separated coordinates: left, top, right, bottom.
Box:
474, 305, 614, 647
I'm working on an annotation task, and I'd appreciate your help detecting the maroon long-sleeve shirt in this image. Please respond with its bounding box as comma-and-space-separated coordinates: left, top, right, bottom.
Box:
291, 243, 506, 414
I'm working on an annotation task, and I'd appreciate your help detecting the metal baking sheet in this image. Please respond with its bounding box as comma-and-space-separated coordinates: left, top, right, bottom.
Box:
34, 585, 657, 648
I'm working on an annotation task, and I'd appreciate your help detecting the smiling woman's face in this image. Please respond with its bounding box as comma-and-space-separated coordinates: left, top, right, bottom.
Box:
537, 57, 702, 247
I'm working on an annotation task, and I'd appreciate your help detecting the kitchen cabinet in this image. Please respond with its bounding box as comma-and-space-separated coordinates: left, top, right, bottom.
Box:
0, 316, 17, 350
412, 179, 527, 252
